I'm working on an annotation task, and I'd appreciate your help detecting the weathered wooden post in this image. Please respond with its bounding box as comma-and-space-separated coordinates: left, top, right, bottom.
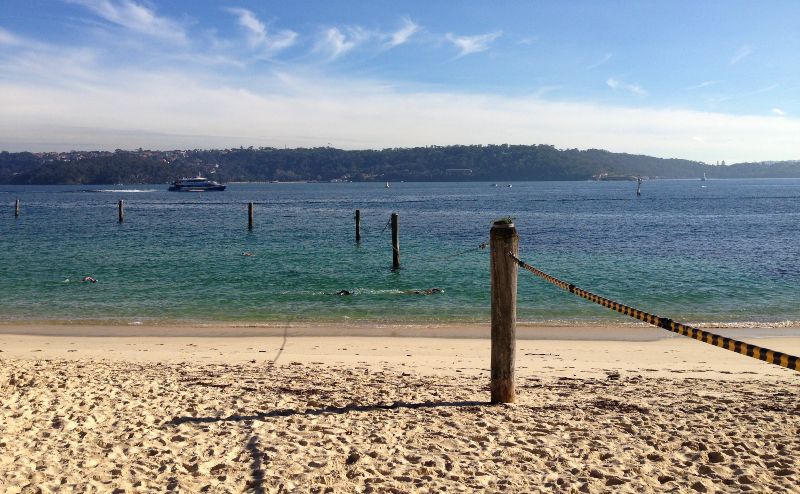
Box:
248, 202, 254, 230
15, 199, 20, 217
391, 212, 400, 269
355, 209, 361, 243
490, 218, 518, 403
118, 200, 124, 223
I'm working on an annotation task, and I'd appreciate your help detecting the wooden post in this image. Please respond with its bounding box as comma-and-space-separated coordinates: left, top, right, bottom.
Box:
248, 202, 254, 230
118, 200, 124, 223
490, 219, 518, 403
391, 212, 400, 269
355, 209, 361, 243
15, 199, 20, 217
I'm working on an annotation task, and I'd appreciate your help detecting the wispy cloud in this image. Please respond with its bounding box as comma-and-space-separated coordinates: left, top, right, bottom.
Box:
314, 27, 370, 60
708, 83, 779, 104
386, 17, 419, 47
0, 28, 24, 46
0, 28, 101, 82
67, 0, 187, 43
729, 45, 753, 65
686, 80, 719, 90
312, 18, 420, 60
772, 108, 785, 116
587, 52, 612, 69
225, 8, 297, 55
532, 85, 560, 98
606, 78, 647, 97
445, 31, 502, 58
3, 69, 799, 164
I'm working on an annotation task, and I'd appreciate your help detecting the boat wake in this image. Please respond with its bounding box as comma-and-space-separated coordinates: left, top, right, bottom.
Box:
87, 189, 158, 193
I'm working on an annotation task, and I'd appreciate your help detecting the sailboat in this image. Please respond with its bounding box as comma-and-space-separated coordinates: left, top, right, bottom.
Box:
701, 172, 707, 181
385, 181, 390, 188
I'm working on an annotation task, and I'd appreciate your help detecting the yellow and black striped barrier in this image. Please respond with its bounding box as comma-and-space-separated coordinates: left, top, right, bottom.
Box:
509, 253, 799, 373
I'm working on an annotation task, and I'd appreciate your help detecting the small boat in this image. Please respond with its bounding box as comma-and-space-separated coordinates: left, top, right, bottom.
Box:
168, 175, 226, 192
507, 184, 513, 188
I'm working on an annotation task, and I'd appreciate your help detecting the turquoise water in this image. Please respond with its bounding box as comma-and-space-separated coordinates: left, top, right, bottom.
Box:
1, 180, 799, 326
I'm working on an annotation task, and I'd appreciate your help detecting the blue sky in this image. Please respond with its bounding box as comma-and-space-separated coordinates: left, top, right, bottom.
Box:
1, 0, 798, 162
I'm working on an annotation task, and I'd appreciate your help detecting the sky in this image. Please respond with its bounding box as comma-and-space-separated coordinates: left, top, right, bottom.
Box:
0, 1, 799, 163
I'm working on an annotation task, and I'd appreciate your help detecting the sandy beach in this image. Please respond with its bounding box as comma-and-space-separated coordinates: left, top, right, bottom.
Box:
1, 323, 798, 493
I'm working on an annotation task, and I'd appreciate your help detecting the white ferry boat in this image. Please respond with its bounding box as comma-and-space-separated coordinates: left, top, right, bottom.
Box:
168, 176, 226, 192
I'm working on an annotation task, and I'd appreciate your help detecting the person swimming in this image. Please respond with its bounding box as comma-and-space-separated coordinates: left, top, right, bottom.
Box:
336, 290, 352, 296
82, 276, 97, 283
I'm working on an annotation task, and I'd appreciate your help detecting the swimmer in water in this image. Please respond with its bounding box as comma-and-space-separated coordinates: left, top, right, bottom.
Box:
336, 290, 352, 296
82, 276, 97, 283
242, 252, 254, 257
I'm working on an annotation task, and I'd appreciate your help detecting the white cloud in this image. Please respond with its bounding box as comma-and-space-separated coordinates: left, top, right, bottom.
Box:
2, 68, 799, 163
225, 8, 298, 55
314, 27, 370, 60
606, 78, 647, 97
772, 108, 785, 116
387, 17, 419, 47
686, 80, 719, 90
227, 8, 265, 46
729, 45, 753, 65
445, 31, 502, 58
67, 0, 186, 43
532, 86, 559, 98
312, 18, 419, 59
587, 52, 612, 69
0, 28, 24, 46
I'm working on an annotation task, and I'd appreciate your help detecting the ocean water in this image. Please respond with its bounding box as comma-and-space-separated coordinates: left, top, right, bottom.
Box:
1, 180, 799, 327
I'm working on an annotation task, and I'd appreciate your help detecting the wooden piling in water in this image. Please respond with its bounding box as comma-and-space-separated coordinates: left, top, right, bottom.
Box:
118, 200, 124, 223
391, 213, 400, 269
15, 199, 20, 217
355, 209, 361, 243
248, 202, 254, 230
490, 219, 518, 403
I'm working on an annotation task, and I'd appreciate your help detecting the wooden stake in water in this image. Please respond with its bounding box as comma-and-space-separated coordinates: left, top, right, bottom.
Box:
118, 200, 124, 223
391, 212, 400, 269
490, 219, 519, 403
15, 199, 20, 217
248, 202, 254, 230
355, 209, 361, 243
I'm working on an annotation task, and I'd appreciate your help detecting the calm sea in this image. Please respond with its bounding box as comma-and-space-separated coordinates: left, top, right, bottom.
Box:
1, 180, 799, 327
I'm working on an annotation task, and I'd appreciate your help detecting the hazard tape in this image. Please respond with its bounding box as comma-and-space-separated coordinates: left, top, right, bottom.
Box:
509, 253, 799, 373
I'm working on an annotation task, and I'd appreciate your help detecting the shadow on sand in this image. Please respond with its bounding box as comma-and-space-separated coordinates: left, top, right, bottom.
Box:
168, 399, 490, 426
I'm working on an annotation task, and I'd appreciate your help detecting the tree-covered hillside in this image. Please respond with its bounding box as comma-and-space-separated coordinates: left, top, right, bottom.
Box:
1, 146, 798, 184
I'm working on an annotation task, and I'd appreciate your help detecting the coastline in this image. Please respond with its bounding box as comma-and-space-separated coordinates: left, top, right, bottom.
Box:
2, 321, 798, 381
1, 320, 799, 339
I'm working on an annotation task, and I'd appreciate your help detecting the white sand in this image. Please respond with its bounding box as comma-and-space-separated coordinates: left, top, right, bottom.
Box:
1, 323, 798, 493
